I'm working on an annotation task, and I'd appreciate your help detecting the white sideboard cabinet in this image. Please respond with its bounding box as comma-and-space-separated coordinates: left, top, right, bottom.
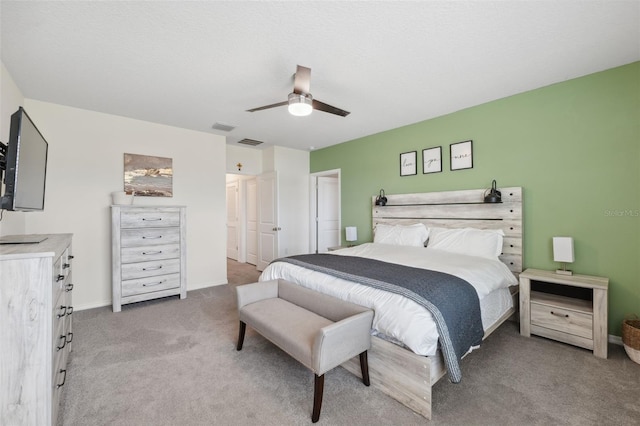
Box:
1, 234, 74, 425
111, 205, 187, 312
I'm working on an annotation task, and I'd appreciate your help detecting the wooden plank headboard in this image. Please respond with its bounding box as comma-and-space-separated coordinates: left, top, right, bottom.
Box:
372, 187, 523, 275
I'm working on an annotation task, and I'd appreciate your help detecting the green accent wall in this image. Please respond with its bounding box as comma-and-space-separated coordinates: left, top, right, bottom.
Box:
311, 62, 639, 336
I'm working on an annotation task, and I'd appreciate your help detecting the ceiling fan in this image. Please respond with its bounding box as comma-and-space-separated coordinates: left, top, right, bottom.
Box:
247, 65, 350, 117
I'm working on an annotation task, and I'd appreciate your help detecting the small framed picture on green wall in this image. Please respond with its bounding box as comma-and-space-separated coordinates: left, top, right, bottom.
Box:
422, 146, 442, 174
400, 151, 417, 176
450, 140, 473, 171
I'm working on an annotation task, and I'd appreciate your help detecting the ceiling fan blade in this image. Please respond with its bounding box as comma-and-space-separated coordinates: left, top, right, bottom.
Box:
293, 65, 311, 95
312, 99, 350, 117
246, 100, 288, 112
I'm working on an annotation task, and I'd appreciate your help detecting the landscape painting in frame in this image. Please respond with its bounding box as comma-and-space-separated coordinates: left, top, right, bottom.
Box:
124, 153, 173, 197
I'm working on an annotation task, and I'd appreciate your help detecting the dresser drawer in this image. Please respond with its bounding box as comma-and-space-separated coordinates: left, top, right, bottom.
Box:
52, 256, 66, 303
121, 258, 181, 280
120, 208, 181, 228
52, 346, 70, 422
122, 273, 181, 297
530, 301, 592, 339
121, 227, 180, 248
52, 308, 68, 359
121, 243, 180, 264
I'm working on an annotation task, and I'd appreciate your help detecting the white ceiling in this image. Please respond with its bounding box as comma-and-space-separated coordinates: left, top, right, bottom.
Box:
2, 1, 639, 151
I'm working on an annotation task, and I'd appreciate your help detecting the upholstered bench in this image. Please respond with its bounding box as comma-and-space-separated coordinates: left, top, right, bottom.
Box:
236, 279, 374, 423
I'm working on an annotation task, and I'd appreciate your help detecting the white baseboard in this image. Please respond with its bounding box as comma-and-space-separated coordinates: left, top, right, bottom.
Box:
609, 334, 623, 346
74, 281, 229, 312
75, 300, 112, 311
188, 280, 227, 290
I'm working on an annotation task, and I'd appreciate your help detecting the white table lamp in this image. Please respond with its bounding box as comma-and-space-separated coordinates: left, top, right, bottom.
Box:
345, 226, 357, 246
553, 237, 574, 275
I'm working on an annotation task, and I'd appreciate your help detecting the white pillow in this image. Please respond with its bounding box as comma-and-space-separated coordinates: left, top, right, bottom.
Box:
427, 227, 504, 259
374, 223, 429, 247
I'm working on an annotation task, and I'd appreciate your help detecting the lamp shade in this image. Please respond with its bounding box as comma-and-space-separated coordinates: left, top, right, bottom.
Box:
553, 237, 575, 263
345, 226, 357, 242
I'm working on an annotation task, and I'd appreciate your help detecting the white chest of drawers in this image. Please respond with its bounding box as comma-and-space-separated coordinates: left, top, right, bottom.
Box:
0, 233, 74, 425
111, 205, 187, 312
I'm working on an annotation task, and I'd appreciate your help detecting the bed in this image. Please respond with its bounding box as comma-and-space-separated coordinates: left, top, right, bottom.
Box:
260, 187, 523, 419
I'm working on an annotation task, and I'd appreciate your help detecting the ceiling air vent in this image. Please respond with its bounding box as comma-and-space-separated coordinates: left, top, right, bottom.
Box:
237, 138, 264, 146
211, 122, 236, 132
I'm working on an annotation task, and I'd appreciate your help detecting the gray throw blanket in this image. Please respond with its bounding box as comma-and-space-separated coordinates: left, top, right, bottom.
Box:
272, 254, 483, 383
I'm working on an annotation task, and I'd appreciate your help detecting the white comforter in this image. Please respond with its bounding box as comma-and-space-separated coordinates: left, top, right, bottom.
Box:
259, 243, 517, 356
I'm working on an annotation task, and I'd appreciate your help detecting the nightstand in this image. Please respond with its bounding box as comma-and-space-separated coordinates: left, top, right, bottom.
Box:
327, 245, 350, 251
519, 268, 609, 358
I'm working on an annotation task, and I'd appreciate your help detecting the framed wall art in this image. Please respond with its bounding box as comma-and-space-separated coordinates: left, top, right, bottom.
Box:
124, 153, 173, 197
400, 151, 417, 176
422, 147, 442, 174
450, 140, 473, 171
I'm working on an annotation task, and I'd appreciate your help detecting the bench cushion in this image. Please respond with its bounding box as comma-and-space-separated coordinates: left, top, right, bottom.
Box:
240, 297, 333, 370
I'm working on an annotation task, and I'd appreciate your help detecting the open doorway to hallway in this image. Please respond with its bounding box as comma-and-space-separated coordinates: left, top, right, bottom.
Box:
226, 174, 258, 265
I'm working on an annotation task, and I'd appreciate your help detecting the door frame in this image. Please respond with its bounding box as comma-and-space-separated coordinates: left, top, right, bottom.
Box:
309, 169, 341, 253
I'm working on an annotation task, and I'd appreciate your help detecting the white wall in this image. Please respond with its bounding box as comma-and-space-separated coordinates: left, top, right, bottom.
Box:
19, 99, 228, 309
0, 62, 27, 234
226, 144, 262, 175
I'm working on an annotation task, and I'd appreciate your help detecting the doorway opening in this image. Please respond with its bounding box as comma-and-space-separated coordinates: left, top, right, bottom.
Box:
226, 174, 258, 266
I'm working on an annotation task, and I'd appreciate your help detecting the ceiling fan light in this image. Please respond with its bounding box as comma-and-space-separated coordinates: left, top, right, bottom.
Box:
288, 93, 313, 116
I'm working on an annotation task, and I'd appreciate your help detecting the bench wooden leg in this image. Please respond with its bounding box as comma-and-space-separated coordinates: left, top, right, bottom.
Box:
312, 374, 324, 423
236, 321, 246, 351
359, 351, 370, 386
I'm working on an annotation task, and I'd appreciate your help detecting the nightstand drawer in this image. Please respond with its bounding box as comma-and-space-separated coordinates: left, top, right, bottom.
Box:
530, 301, 592, 339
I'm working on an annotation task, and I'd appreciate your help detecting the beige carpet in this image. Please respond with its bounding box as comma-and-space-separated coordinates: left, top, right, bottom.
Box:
57, 260, 640, 425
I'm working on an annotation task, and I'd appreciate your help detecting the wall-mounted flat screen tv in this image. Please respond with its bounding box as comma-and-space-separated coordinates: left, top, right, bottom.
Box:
1, 107, 49, 211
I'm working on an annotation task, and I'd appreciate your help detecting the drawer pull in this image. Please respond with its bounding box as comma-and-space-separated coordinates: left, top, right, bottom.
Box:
66, 306, 74, 316
56, 369, 67, 389
66, 332, 74, 344
143, 280, 167, 287
56, 274, 65, 282
57, 305, 67, 318
63, 263, 71, 269
65, 283, 74, 292
142, 265, 163, 271
142, 250, 163, 255
550, 311, 569, 318
142, 217, 163, 221
142, 235, 163, 240
57, 334, 67, 351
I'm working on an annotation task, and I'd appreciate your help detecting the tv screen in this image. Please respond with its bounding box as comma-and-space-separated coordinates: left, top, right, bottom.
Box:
1, 107, 49, 211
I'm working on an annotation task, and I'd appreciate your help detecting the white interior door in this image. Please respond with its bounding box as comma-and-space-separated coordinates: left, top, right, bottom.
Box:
317, 177, 339, 252
257, 171, 278, 271
226, 181, 239, 260
246, 178, 258, 265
